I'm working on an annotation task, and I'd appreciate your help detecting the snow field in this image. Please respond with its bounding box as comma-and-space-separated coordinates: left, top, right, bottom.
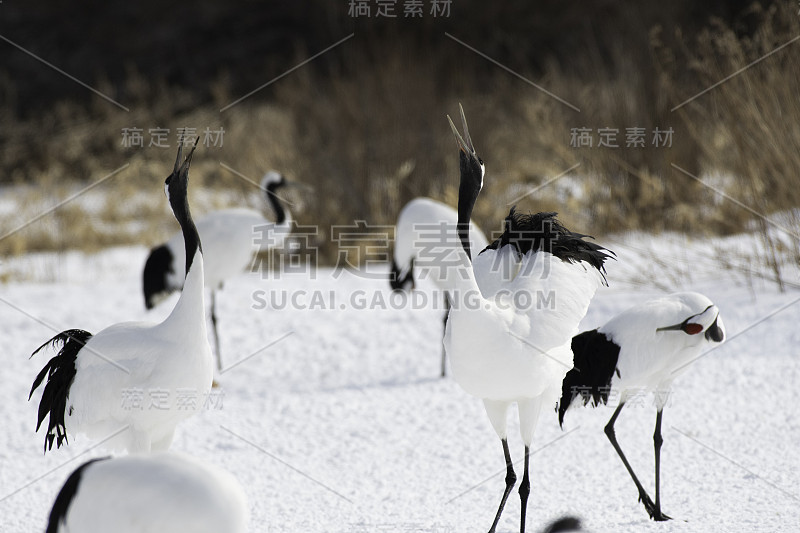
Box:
1, 239, 798, 532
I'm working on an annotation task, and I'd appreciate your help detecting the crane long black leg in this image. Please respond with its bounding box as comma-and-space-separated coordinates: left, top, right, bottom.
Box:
604, 402, 658, 519
488, 438, 517, 533
518, 445, 531, 533
441, 296, 451, 378
652, 409, 671, 521
211, 288, 222, 371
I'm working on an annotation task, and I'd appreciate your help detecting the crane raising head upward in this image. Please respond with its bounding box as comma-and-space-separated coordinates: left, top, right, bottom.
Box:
443, 105, 612, 533
142, 167, 298, 372
388, 119, 489, 378
449, 107, 484, 261
29, 140, 213, 454
558, 292, 725, 521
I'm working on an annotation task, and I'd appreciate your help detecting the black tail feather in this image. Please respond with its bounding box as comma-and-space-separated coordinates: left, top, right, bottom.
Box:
486, 208, 614, 284
29, 329, 93, 453
557, 329, 621, 427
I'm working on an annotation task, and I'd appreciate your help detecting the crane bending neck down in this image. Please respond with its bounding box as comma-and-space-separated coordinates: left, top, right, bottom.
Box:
263, 172, 290, 226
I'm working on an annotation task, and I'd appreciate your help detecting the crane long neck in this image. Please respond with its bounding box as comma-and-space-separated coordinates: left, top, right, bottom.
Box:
166, 189, 206, 330
172, 194, 202, 276
266, 184, 288, 226
450, 166, 482, 302
457, 177, 480, 261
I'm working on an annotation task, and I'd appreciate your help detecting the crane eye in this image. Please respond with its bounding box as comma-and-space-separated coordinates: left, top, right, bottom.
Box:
683, 323, 703, 335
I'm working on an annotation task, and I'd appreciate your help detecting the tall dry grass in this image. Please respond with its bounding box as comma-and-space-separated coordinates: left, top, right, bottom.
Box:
658, 1, 800, 287
1, 2, 797, 287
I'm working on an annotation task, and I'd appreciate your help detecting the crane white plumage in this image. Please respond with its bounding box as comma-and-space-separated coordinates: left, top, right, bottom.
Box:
45, 452, 248, 533
442, 105, 612, 533
390, 197, 489, 376
143, 170, 296, 369
558, 291, 725, 521
29, 141, 213, 454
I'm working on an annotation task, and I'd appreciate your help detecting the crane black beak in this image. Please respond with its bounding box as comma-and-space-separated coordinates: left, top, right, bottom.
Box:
447, 103, 476, 156
173, 143, 184, 174
166, 139, 199, 198
176, 139, 199, 178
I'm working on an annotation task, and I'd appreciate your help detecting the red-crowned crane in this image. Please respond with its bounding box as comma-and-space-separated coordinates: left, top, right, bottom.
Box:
143, 170, 298, 370
29, 141, 213, 454
443, 105, 612, 533
558, 292, 725, 521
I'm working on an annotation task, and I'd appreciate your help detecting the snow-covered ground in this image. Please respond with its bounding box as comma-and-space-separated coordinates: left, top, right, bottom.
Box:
1, 235, 799, 532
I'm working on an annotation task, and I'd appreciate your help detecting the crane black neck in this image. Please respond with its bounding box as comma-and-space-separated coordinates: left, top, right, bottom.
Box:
168, 182, 202, 277
457, 153, 482, 261
265, 182, 287, 225
457, 187, 478, 261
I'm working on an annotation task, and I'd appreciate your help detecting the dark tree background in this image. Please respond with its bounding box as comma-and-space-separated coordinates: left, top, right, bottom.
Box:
1, 0, 760, 115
